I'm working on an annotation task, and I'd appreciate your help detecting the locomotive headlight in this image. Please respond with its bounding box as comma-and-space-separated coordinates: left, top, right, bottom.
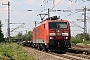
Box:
50, 37, 53, 39
64, 37, 68, 39
66, 37, 68, 39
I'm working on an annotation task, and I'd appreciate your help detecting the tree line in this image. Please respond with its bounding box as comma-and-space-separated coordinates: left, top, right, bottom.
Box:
11, 31, 32, 42
0, 20, 4, 42
71, 33, 90, 44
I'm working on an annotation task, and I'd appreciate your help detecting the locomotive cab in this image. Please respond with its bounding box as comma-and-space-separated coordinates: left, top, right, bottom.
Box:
48, 21, 71, 49
45, 16, 71, 51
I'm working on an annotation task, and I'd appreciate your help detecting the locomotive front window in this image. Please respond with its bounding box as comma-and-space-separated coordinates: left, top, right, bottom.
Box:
49, 22, 67, 29
58, 22, 67, 28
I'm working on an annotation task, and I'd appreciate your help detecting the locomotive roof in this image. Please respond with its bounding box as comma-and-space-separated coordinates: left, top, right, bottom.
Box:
33, 16, 69, 29
42, 19, 68, 23
41, 16, 68, 23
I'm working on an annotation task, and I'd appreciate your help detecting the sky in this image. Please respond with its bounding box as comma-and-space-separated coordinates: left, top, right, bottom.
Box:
0, 0, 90, 37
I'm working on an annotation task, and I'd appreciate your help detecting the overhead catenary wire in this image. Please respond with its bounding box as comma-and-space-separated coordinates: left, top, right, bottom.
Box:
63, 0, 90, 18
70, 21, 84, 29
52, 0, 64, 9
1, 0, 90, 37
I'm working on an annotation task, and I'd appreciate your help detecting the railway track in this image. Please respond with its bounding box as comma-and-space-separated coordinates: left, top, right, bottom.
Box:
66, 53, 90, 59
52, 45, 90, 60
50, 52, 90, 60
23, 46, 90, 60
71, 45, 90, 55
17, 41, 90, 60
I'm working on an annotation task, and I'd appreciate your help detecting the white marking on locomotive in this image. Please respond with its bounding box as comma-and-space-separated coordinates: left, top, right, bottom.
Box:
49, 33, 56, 36
62, 33, 68, 36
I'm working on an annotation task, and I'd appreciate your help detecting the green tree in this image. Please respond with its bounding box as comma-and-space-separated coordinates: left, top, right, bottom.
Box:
22, 31, 32, 40
15, 32, 23, 39
71, 33, 90, 45
27, 31, 32, 40
14, 31, 32, 41
0, 20, 4, 42
75, 33, 90, 40
71, 37, 82, 44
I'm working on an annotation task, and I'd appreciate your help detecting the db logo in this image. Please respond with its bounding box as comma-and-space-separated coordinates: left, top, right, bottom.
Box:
57, 33, 61, 36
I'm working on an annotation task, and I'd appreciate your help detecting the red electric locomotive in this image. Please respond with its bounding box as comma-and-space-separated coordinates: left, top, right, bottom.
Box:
32, 16, 71, 51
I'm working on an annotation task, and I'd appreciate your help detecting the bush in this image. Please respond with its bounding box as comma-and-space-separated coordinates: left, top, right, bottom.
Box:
71, 37, 83, 45
0, 43, 35, 60
86, 40, 90, 44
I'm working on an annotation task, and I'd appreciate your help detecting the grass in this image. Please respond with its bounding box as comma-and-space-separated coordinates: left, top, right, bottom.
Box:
0, 43, 35, 60
76, 40, 90, 46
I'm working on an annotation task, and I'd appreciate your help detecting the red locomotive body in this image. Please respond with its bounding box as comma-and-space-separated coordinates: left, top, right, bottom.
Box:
32, 16, 71, 51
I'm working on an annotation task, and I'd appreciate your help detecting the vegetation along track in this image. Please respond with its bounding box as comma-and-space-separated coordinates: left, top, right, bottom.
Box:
23, 46, 90, 60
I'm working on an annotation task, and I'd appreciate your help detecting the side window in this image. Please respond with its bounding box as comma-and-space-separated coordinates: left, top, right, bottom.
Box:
44, 24, 45, 29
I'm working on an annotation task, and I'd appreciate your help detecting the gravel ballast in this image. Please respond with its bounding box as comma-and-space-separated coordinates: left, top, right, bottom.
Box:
23, 47, 64, 60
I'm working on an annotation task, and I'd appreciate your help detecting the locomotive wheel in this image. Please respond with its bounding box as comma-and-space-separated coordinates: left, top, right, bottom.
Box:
42, 46, 49, 53
37, 44, 40, 50
42, 47, 45, 52
37, 44, 42, 51
45, 48, 49, 53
